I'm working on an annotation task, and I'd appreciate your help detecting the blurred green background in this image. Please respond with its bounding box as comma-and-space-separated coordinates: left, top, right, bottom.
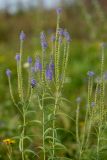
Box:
1, 0, 107, 159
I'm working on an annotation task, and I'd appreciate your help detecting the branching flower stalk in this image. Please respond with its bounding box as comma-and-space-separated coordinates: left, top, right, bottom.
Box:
52, 8, 71, 159
6, 9, 71, 159
96, 43, 105, 160
76, 97, 81, 155
27, 57, 32, 99
61, 41, 69, 90
40, 31, 48, 160
6, 31, 35, 160
100, 43, 105, 123
79, 71, 94, 160
85, 74, 94, 148
51, 8, 61, 159
17, 31, 26, 160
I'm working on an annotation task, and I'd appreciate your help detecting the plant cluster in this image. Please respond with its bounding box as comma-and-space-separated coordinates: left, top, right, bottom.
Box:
4, 7, 107, 160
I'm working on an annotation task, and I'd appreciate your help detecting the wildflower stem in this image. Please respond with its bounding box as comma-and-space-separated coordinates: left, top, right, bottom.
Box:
42, 49, 45, 83
6, 145, 12, 160
100, 44, 105, 122
19, 40, 24, 102
27, 64, 32, 100
20, 105, 26, 160
80, 76, 93, 158
42, 89, 46, 160
8, 77, 23, 115
52, 87, 59, 159
8, 77, 16, 106
61, 43, 69, 89
76, 103, 80, 146
97, 125, 101, 160
55, 14, 60, 85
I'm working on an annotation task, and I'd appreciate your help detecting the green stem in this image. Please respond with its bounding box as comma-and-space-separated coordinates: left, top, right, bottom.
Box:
61, 43, 69, 90
19, 40, 24, 102
7, 145, 12, 160
8, 77, 22, 116
42, 90, 46, 160
21, 106, 26, 160
76, 104, 80, 146
26, 63, 32, 101
52, 88, 59, 159
55, 14, 60, 84
97, 125, 101, 160
43, 111, 46, 160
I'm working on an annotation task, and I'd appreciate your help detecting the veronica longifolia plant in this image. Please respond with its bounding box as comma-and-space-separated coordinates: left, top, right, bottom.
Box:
6, 8, 71, 160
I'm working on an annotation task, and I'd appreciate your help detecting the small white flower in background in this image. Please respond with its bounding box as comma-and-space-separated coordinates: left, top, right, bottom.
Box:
23, 62, 29, 68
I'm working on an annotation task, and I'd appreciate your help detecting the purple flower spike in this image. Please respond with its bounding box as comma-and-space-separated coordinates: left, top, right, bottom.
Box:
40, 32, 48, 49
15, 54, 20, 61
6, 69, 11, 77
31, 79, 36, 88
76, 97, 81, 104
20, 31, 26, 41
50, 61, 54, 71
35, 58, 42, 71
87, 71, 95, 77
64, 30, 71, 42
40, 32, 46, 40
51, 35, 55, 42
56, 8, 62, 14
28, 57, 32, 64
41, 41, 48, 49
59, 28, 64, 36
46, 66, 53, 80
59, 36, 62, 44
31, 67, 35, 73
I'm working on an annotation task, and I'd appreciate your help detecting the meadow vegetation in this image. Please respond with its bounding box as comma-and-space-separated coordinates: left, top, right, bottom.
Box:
1, 1, 107, 159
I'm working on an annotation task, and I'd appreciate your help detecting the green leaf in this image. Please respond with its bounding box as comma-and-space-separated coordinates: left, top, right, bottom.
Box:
60, 97, 72, 104
19, 139, 22, 152
56, 112, 75, 122
55, 142, 67, 151
37, 146, 45, 152
25, 111, 36, 115
56, 128, 75, 137
44, 128, 53, 136
48, 157, 72, 160
23, 136, 32, 142
27, 120, 42, 125
45, 136, 60, 142
24, 149, 39, 158
37, 95, 42, 110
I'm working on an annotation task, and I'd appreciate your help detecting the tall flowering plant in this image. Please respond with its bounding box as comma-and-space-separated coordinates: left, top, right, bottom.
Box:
6, 8, 71, 160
